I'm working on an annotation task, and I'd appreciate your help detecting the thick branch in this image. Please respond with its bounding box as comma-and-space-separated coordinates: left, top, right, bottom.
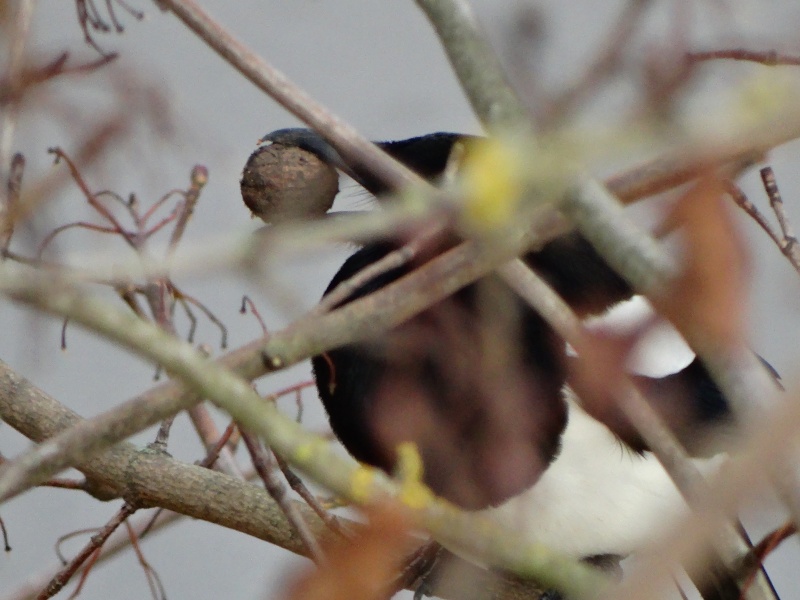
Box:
415, 0, 529, 130
0, 269, 607, 596
0, 360, 557, 600
0, 360, 323, 552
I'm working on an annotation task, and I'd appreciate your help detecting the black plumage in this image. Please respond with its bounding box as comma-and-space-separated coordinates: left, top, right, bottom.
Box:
261, 128, 732, 509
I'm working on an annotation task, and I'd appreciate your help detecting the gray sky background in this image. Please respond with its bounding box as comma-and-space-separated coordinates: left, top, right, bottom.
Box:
2, 1, 800, 599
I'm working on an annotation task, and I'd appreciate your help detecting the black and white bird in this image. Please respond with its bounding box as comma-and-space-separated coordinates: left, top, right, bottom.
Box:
258, 128, 743, 564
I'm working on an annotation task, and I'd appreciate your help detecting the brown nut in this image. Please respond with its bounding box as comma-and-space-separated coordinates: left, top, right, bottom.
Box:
240, 142, 339, 224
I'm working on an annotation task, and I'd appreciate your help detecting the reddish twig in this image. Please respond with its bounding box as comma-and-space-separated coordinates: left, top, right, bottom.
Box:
240, 295, 269, 336
75, 0, 143, 58
2, 153, 24, 254
65, 547, 101, 600
173, 296, 198, 344
0, 514, 11, 551
167, 165, 207, 252
123, 520, 167, 600
55, 528, 99, 565
240, 429, 325, 563
540, 0, 652, 126
39, 477, 87, 491
173, 288, 227, 348
139, 190, 184, 226
0, 53, 117, 105
38, 503, 137, 600
273, 452, 347, 537
739, 522, 796, 600
60, 318, 69, 350
752, 522, 797, 562
725, 182, 784, 250
688, 49, 800, 66
47, 147, 135, 247
143, 209, 180, 239
36, 222, 123, 258
196, 421, 238, 469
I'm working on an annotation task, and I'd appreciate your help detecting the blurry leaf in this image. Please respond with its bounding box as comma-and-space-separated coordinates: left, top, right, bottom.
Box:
655, 174, 750, 349
283, 504, 416, 600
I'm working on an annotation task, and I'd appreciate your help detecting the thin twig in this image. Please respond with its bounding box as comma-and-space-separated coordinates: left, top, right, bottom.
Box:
37, 503, 136, 600
724, 182, 784, 250
2, 154, 24, 255
157, 0, 423, 193
39, 477, 86, 491
240, 295, 268, 335
760, 167, 800, 270
272, 452, 347, 537
687, 49, 800, 66
167, 165, 207, 253
0, 514, 10, 551
311, 222, 444, 316
55, 528, 99, 565
123, 521, 167, 600
173, 288, 227, 349
240, 429, 325, 563
0, 0, 35, 200
196, 421, 237, 469
0, 273, 609, 596
187, 403, 243, 479
47, 147, 133, 245
540, 0, 652, 127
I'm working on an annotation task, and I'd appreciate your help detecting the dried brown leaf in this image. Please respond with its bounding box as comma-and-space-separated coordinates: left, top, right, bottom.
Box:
283, 504, 416, 600
655, 174, 750, 349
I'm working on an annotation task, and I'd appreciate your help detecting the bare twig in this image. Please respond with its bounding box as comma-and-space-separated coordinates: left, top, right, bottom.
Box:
272, 452, 347, 537
47, 147, 133, 245
75, 0, 143, 58
157, 0, 423, 193
173, 288, 227, 348
0, 264, 609, 596
55, 528, 99, 565
0, 0, 35, 196
0, 514, 10, 551
760, 167, 800, 269
1, 153, 24, 254
123, 521, 167, 600
726, 180, 800, 274
687, 49, 800, 66
187, 403, 243, 478
37, 503, 136, 600
39, 478, 87, 491
311, 222, 445, 316
725, 183, 784, 249
0, 53, 117, 106
240, 429, 325, 563
415, 0, 529, 131
540, 0, 653, 127
167, 165, 207, 253
240, 295, 268, 335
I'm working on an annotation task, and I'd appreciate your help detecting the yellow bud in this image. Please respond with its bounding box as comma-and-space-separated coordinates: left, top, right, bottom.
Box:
460, 138, 522, 232
394, 442, 434, 509
395, 441, 424, 482
350, 465, 379, 503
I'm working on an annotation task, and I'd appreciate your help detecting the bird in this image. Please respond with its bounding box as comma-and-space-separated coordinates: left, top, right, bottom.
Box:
257, 128, 747, 567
